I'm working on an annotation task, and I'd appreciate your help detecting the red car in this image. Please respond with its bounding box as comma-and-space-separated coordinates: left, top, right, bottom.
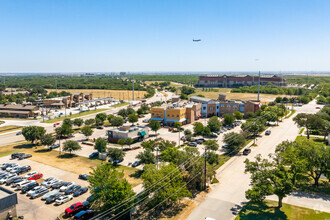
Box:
65, 201, 90, 217
28, 173, 43, 180
53, 122, 60, 127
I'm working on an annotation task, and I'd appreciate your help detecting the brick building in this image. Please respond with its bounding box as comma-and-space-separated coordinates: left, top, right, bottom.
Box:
197, 75, 286, 87
0, 104, 40, 118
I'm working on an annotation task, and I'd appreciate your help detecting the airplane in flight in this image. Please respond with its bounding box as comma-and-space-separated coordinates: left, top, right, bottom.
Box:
193, 39, 201, 42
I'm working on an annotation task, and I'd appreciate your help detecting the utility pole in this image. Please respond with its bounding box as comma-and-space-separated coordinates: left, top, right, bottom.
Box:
257, 70, 261, 102
204, 146, 207, 190
132, 73, 135, 101
55, 77, 58, 95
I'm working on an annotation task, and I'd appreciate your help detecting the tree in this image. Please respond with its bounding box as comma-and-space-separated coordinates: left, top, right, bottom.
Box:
107, 114, 114, 124
85, 118, 95, 126
181, 86, 195, 95
62, 140, 81, 155
141, 164, 191, 209
63, 118, 73, 127
244, 154, 294, 207
261, 110, 277, 125
184, 129, 192, 136
95, 113, 107, 123
202, 126, 211, 137
128, 114, 138, 125
56, 124, 73, 138
241, 119, 264, 144
149, 120, 161, 136
94, 137, 107, 153
293, 113, 324, 139
223, 114, 234, 126
110, 116, 124, 127
203, 140, 219, 151
137, 108, 143, 115
136, 149, 156, 164
223, 132, 246, 154
234, 111, 243, 120
207, 116, 221, 132
117, 109, 128, 118
117, 139, 126, 149
73, 118, 84, 127
88, 164, 135, 213
125, 138, 134, 148
81, 126, 93, 140
41, 133, 56, 149
140, 103, 150, 113
22, 126, 46, 144
206, 152, 219, 165
127, 107, 135, 115
193, 122, 204, 136
107, 148, 125, 163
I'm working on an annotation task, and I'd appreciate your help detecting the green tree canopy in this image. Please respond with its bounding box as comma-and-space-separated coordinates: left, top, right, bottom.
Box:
107, 148, 125, 163
149, 120, 161, 135
63, 118, 73, 127
95, 113, 107, 122
193, 122, 204, 136
73, 118, 84, 127
63, 140, 82, 155
234, 111, 243, 120
94, 137, 107, 153
223, 132, 246, 154
223, 114, 235, 126
203, 140, 219, 151
128, 114, 138, 125
40, 133, 56, 148
110, 116, 124, 127
22, 126, 46, 144
207, 116, 221, 132
136, 149, 156, 165
81, 126, 93, 139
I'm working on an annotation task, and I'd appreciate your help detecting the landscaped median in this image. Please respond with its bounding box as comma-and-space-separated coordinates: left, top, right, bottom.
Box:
0, 125, 22, 134
41, 109, 107, 123
235, 200, 330, 219
0, 142, 142, 187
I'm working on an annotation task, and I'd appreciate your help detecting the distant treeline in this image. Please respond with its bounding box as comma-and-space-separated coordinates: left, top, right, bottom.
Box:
231, 84, 312, 95
128, 74, 199, 85
2, 76, 146, 91
286, 75, 330, 85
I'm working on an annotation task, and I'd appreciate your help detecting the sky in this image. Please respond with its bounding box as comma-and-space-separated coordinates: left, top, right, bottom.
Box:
1, 0, 330, 73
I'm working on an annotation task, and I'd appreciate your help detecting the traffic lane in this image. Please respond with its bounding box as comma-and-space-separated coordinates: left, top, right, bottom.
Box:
0, 156, 90, 220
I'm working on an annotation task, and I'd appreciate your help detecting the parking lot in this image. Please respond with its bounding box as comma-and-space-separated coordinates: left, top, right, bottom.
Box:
0, 156, 90, 220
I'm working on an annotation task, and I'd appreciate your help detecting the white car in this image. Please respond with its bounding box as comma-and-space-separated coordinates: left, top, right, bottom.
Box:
24, 171, 38, 179
27, 186, 45, 197
0, 174, 17, 184
41, 177, 57, 186
142, 118, 150, 123
60, 182, 74, 192
41, 189, 59, 200
43, 179, 62, 188
16, 180, 34, 189
6, 164, 19, 172
55, 195, 73, 205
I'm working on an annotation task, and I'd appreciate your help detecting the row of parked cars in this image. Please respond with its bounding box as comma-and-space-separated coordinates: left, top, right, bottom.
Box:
11, 152, 32, 160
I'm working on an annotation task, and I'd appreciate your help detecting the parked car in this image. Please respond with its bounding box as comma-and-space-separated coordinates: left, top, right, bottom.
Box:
73, 187, 88, 197
74, 210, 95, 220
96, 126, 104, 130
28, 173, 43, 180
13, 165, 31, 174
142, 118, 150, 123
65, 185, 81, 195
108, 158, 124, 165
50, 144, 60, 150
41, 177, 57, 186
196, 138, 205, 144
27, 186, 44, 196
131, 160, 141, 168
55, 195, 73, 205
21, 182, 39, 194
16, 131, 22, 135
51, 182, 66, 190
44, 179, 62, 188
11, 178, 24, 187
30, 187, 49, 199
210, 132, 218, 137
1, 163, 17, 170
0, 174, 17, 184
60, 182, 75, 192
6, 176, 23, 185
24, 171, 38, 179
65, 201, 90, 217
243, 148, 251, 155
11, 153, 24, 159
188, 142, 197, 147
9, 166, 24, 174
18, 154, 32, 160
42, 189, 60, 200
46, 193, 62, 204
6, 164, 19, 172
17, 180, 35, 189
265, 130, 271, 135
88, 152, 99, 159
78, 174, 88, 180
68, 133, 75, 137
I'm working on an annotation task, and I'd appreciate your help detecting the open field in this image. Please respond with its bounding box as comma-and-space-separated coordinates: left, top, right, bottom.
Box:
0, 142, 142, 187
0, 125, 22, 134
47, 89, 147, 101
235, 200, 330, 220
42, 108, 107, 123
191, 88, 295, 104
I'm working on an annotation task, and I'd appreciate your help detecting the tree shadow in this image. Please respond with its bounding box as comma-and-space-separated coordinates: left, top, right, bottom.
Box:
129, 170, 143, 179
57, 153, 78, 159
34, 148, 52, 153
237, 201, 287, 220
13, 144, 36, 149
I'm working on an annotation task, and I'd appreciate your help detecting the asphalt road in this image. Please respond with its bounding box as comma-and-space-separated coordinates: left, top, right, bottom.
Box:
187, 100, 324, 220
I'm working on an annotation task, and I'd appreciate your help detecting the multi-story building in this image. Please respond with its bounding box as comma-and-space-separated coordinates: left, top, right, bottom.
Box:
0, 104, 40, 118
197, 75, 286, 87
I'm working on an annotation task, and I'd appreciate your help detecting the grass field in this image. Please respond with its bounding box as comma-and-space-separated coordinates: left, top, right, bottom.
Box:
0, 142, 142, 187
235, 200, 330, 220
0, 125, 22, 134
42, 108, 107, 123
190, 88, 294, 104
47, 89, 147, 101
110, 102, 129, 107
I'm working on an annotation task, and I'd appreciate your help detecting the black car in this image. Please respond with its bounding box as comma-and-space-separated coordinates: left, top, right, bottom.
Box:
74, 210, 95, 220
46, 193, 62, 204
65, 185, 81, 195
21, 182, 39, 194
78, 174, 88, 180
243, 148, 251, 155
18, 154, 32, 160
108, 158, 124, 165
51, 182, 66, 190
1, 163, 16, 170
132, 160, 141, 168
16, 165, 31, 175
73, 187, 88, 197
88, 152, 99, 159
11, 153, 24, 159
6, 176, 22, 185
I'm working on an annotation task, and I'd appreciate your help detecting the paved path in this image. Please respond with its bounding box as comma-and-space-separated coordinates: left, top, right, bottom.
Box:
187, 100, 325, 220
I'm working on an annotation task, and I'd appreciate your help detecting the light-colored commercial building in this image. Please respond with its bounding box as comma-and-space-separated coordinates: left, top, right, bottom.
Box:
0, 104, 40, 118
107, 125, 149, 143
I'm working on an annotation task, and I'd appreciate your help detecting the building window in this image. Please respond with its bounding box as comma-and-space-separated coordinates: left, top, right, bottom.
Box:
172, 115, 174, 117
152, 113, 154, 115
221, 104, 224, 107
177, 115, 179, 117
217, 106, 219, 109
167, 114, 170, 117
203, 107, 206, 110
233, 105, 237, 107
227, 105, 231, 108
